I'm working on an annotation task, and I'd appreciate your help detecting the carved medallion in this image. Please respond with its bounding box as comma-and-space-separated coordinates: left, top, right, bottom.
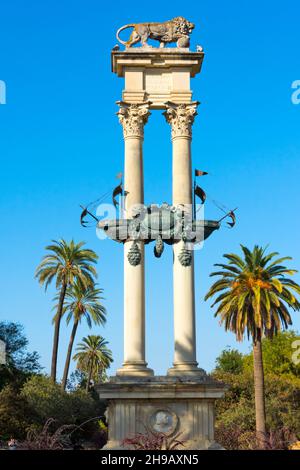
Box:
148, 408, 178, 436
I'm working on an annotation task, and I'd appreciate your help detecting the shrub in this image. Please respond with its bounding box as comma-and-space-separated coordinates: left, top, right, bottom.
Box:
215, 423, 251, 450
215, 424, 297, 450
0, 375, 105, 443
20, 375, 103, 430
0, 385, 36, 440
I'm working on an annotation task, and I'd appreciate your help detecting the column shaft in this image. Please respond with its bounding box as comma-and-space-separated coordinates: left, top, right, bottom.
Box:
164, 102, 203, 376
116, 102, 153, 377
172, 136, 197, 370
123, 136, 146, 369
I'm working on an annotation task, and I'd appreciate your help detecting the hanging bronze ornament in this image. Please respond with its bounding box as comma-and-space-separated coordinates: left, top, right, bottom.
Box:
127, 241, 142, 266
178, 245, 193, 267
154, 234, 164, 258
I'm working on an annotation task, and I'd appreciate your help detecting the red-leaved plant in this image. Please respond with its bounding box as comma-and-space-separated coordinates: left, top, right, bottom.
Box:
122, 429, 185, 450
18, 418, 75, 450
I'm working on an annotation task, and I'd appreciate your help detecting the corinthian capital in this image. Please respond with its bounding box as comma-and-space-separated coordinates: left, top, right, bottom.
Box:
163, 101, 199, 139
117, 101, 151, 139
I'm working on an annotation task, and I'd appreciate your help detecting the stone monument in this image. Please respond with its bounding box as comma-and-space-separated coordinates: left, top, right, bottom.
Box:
97, 17, 226, 450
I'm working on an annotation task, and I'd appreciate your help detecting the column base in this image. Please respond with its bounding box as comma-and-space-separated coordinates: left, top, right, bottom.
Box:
167, 362, 207, 377
116, 361, 154, 377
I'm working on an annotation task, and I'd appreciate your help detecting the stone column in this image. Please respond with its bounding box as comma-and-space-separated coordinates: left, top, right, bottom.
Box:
116, 101, 153, 376
164, 102, 203, 376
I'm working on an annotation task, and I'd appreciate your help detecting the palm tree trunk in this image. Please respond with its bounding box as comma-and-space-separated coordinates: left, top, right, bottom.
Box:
86, 359, 93, 392
253, 330, 267, 449
61, 320, 79, 391
51, 282, 67, 382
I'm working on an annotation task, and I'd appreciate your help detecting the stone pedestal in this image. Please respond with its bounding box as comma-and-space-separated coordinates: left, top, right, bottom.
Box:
98, 376, 226, 450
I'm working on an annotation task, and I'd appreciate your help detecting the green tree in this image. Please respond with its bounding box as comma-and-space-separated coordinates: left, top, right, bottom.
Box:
60, 282, 107, 391
205, 245, 300, 448
243, 330, 300, 377
67, 369, 87, 392
73, 335, 113, 392
213, 332, 300, 449
215, 348, 244, 374
213, 369, 300, 449
35, 240, 98, 382
0, 322, 41, 390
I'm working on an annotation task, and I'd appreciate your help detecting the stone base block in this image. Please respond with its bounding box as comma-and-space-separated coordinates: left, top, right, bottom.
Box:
167, 362, 207, 376
116, 362, 154, 377
97, 375, 226, 450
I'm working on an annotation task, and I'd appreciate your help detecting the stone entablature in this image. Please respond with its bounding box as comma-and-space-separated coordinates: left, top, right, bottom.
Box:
112, 49, 204, 109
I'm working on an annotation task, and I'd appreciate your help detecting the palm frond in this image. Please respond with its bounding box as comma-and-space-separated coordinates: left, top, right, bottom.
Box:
205, 245, 300, 342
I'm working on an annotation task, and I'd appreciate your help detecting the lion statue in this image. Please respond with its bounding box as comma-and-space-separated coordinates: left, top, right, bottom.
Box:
116, 17, 195, 49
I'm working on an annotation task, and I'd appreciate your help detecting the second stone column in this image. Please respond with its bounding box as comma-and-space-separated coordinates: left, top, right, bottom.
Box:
164, 102, 204, 376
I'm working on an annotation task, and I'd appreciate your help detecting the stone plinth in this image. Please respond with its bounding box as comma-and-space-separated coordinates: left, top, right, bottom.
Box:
111, 49, 204, 109
98, 376, 226, 450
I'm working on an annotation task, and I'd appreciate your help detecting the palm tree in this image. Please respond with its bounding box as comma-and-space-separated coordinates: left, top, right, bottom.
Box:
205, 245, 300, 448
35, 239, 98, 382
73, 335, 113, 392
60, 282, 107, 390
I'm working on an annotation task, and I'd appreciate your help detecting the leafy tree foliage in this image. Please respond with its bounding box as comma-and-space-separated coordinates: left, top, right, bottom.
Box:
67, 369, 87, 392
0, 385, 37, 440
243, 331, 300, 377
21, 375, 103, 428
213, 332, 300, 449
0, 375, 105, 442
215, 348, 244, 374
0, 322, 41, 390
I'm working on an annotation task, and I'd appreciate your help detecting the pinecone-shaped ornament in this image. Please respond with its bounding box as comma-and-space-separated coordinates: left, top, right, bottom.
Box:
127, 241, 142, 266
154, 235, 164, 258
178, 245, 193, 267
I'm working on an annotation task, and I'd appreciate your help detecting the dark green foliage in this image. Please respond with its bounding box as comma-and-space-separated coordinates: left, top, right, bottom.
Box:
215, 347, 244, 374
0, 322, 41, 390
67, 369, 87, 392
0, 385, 37, 440
243, 331, 300, 377
21, 375, 104, 428
0, 375, 105, 443
213, 334, 300, 449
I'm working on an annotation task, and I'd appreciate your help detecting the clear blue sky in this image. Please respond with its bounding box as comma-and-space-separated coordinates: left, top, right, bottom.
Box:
1, 0, 300, 378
